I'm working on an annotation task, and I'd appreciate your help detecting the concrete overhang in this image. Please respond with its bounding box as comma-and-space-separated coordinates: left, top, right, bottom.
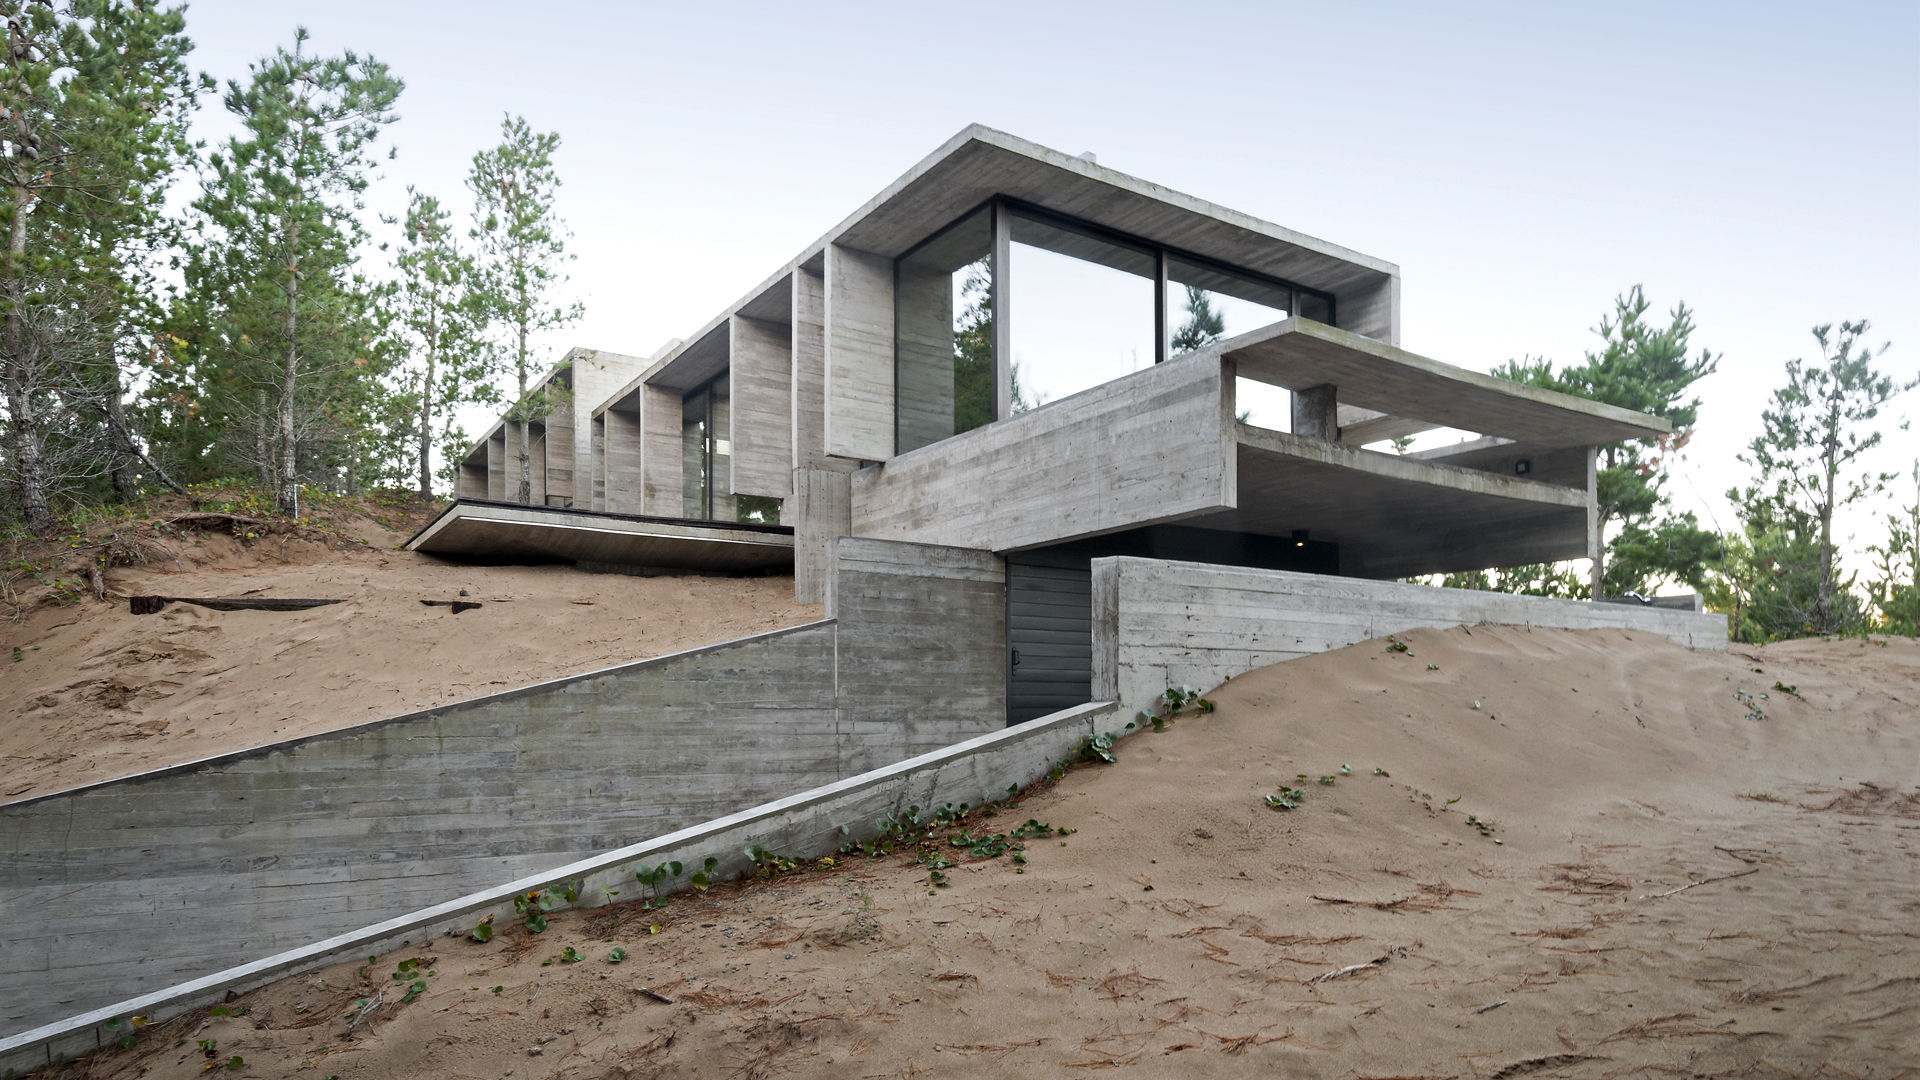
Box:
405, 500, 794, 573
1216, 319, 1671, 449
596, 124, 1399, 416
1183, 425, 1591, 578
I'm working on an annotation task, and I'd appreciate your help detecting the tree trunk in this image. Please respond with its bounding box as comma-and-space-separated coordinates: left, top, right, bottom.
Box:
253, 388, 272, 487
104, 383, 185, 495
103, 378, 140, 501
276, 202, 301, 517
418, 314, 436, 498
1813, 398, 1840, 634
4, 175, 54, 536
515, 322, 531, 503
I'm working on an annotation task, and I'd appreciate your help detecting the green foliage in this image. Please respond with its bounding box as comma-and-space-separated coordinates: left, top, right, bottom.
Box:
467, 114, 581, 503
1866, 465, 1919, 635
1486, 287, 1720, 597
511, 883, 578, 934
1171, 285, 1225, 355
1077, 731, 1117, 764
1, 0, 196, 532
1730, 321, 1913, 637
162, 28, 403, 513
1264, 786, 1305, 810
633, 860, 682, 908
743, 845, 800, 878
390, 187, 492, 497
469, 915, 493, 943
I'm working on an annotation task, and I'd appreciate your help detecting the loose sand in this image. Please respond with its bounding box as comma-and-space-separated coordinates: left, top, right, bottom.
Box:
37, 624, 1919, 1078
0, 507, 819, 803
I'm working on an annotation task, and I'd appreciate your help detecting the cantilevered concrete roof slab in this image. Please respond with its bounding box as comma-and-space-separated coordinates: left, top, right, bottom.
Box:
607, 124, 1401, 409
406, 500, 794, 573
1218, 319, 1670, 449
1183, 426, 1591, 579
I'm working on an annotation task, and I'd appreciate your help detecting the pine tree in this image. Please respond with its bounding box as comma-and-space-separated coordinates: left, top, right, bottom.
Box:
1865, 463, 1918, 635
1494, 287, 1720, 598
391, 187, 490, 497
1171, 285, 1225, 355
1731, 320, 1914, 636
0, 0, 194, 533
467, 114, 579, 504
181, 28, 401, 514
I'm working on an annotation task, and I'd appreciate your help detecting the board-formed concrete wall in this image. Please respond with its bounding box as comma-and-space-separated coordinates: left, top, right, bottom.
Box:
0, 539, 1005, 1036
1, 697, 1118, 1075
1091, 557, 1727, 720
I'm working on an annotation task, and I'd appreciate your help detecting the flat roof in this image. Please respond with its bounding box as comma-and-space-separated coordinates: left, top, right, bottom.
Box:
1217, 319, 1671, 448
601, 124, 1399, 411
406, 500, 794, 573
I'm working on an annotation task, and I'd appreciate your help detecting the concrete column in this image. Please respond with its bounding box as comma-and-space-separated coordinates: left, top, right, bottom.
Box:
824, 243, 895, 462
730, 314, 794, 500
1586, 444, 1602, 599
1291, 383, 1339, 439
793, 467, 852, 604
640, 385, 682, 517
604, 403, 643, 514
895, 260, 955, 452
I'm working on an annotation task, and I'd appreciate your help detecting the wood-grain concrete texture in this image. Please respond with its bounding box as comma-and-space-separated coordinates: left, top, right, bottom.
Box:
728, 316, 792, 499
1090, 556, 1727, 721
1, 697, 1119, 1075
453, 349, 647, 507
1217, 320, 1669, 448
1192, 427, 1591, 577
848, 338, 1617, 576
404, 500, 795, 572
851, 351, 1235, 553
0, 539, 1008, 1036
824, 244, 896, 462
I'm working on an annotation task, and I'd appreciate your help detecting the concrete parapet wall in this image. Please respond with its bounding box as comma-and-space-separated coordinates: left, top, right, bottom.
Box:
0, 698, 1119, 1075
0, 540, 1006, 1036
1091, 557, 1727, 720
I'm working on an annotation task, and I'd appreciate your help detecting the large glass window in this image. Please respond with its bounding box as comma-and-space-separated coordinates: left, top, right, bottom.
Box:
895, 206, 992, 454
681, 373, 782, 523
1007, 211, 1157, 411
891, 199, 1338, 450
1168, 257, 1294, 429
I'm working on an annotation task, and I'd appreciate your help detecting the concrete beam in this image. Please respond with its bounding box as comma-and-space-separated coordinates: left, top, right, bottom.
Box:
1218, 319, 1670, 448
824, 243, 895, 462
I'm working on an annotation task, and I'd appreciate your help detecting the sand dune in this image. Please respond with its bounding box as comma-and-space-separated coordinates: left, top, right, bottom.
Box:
41, 624, 1919, 1078
0, 511, 819, 803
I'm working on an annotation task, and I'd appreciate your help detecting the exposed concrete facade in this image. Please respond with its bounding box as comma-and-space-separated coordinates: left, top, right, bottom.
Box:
454, 348, 648, 505
0, 538, 1005, 1034
0, 698, 1121, 1074
1091, 556, 1727, 722
437, 126, 1669, 603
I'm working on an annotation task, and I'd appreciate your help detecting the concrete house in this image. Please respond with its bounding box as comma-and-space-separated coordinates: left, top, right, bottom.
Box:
419, 124, 1670, 722
4, 128, 1728, 1057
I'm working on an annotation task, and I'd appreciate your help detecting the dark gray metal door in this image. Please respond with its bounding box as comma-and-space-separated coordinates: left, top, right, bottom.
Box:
1005, 551, 1093, 725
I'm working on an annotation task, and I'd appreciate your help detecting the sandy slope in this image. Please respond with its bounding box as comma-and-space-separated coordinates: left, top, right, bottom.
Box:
39, 625, 1919, 1079
0, 513, 819, 803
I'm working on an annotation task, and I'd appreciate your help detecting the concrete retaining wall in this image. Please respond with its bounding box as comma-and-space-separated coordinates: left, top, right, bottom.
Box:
1092, 557, 1726, 720
0, 539, 1005, 1036
0, 698, 1119, 1075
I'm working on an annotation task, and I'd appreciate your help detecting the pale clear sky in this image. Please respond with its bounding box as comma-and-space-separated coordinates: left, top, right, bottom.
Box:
179, 0, 1919, 574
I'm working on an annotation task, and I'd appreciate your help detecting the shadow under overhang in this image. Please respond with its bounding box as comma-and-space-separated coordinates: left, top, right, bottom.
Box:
1178, 426, 1591, 579
405, 499, 795, 573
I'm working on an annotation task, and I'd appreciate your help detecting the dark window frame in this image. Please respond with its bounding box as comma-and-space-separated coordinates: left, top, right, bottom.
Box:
891, 196, 1339, 455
